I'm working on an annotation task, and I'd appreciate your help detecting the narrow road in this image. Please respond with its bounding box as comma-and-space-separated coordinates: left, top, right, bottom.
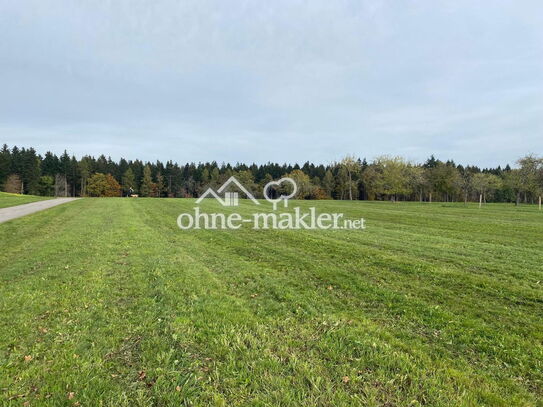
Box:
0, 198, 81, 224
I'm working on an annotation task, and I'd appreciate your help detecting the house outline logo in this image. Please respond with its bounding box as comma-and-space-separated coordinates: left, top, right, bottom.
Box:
196, 176, 260, 206
180, 176, 365, 231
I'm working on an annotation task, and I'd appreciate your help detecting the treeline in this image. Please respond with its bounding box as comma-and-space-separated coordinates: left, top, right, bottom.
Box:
1, 144, 542, 204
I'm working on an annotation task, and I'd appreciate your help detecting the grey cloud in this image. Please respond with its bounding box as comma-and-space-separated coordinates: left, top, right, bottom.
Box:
1, 0, 542, 167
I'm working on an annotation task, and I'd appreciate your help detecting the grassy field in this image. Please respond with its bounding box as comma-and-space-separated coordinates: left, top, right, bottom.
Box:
0, 198, 542, 406
0, 192, 51, 209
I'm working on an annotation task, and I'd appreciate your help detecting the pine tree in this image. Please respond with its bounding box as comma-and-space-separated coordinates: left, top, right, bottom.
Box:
21, 148, 41, 195
210, 167, 220, 187
140, 165, 153, 197
322, 170, 335, 197
42, 151, 60, 176
122, 168, 136, 195
155, 172, 165, 197
201, 168, 210, 184
0, 144, 11, 187
79, 157, 92, 196
10, 146, 22, 175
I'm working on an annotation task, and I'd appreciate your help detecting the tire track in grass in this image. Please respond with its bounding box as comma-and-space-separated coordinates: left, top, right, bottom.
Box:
137, 200, 436, 404
2, 199, 198, 404
181, 201, 542, 333
0, 199, 85, 283
212, 219, 543, 397
136, 202, 468, 405
193, 202, 539, 398
137, 199, 541, 405
1, 199, 541, 405
187, 227, 542, 400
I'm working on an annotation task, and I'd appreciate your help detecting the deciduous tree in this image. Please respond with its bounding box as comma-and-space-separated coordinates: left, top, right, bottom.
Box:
86, 173, 121, 197
339, 155, 360, 200
472, 173, 502, 207
4, 174, 23, 194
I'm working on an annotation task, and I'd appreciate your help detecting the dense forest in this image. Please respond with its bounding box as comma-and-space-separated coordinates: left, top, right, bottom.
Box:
1, 144, 542, 204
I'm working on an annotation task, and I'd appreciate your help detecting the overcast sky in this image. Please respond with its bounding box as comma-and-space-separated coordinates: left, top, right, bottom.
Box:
1, 1, 542, 167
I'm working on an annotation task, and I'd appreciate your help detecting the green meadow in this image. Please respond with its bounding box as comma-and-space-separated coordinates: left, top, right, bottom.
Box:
0, 198, 542, 406
0, 192, 50, 209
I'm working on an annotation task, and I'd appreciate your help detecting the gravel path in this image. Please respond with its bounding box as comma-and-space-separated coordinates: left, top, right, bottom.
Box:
0, 198, 81, 224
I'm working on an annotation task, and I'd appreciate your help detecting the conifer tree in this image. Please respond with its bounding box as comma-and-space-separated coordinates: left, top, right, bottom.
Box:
122, 168, 136, 195
155, 172, 165, 197
140, 165, 153, 197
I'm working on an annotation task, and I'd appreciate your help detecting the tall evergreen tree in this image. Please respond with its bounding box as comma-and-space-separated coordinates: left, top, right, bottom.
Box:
322, 170, 335, 197
0, 144, 11, 187
140, 165, 153, 197
155, 172, 165, 197
79, 156, 92, 196
21, 148, 41, 194
122, 168, 136, 195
